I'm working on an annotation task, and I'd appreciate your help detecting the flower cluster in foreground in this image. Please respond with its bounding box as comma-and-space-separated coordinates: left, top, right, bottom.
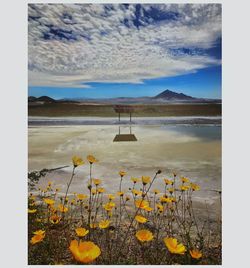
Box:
28, 154, 221, 265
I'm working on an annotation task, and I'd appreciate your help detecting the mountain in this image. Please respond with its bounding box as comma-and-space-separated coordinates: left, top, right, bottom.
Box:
37, 96, 57, 103
28, 96, 37, 102
28, 90, 221, 105
28, 96, 57, 103
74, 89, 207, 104
154, 89, 195, 100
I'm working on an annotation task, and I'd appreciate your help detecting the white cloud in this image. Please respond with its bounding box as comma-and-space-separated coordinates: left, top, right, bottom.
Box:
28, 4, 221, 88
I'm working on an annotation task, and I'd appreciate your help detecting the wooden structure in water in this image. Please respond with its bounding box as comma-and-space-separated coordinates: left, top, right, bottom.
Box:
113, 105, 134, 122
113, 105, 137, 142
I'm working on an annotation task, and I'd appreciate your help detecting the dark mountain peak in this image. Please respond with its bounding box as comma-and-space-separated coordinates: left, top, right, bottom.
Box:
37, 96, 56, 102
29, 96, 56, 103
154, 89, 195, 100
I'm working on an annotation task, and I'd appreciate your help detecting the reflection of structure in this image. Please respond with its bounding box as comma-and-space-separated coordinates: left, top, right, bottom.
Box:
113, 126, 137, 142
114, 105, 134, 122
113, 105, 137, 142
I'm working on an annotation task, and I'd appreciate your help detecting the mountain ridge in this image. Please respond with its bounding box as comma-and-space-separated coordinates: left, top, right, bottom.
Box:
28, 89, 221, 104
154, 89, 194, 100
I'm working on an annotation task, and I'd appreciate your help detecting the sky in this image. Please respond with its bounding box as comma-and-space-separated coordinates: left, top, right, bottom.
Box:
28, 3, 222, 99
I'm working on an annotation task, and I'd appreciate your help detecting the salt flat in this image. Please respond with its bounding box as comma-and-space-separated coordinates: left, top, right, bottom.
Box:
28, 124, 221, 205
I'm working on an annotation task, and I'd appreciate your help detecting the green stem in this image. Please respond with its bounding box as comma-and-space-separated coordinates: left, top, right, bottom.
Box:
62, 166, 75, 221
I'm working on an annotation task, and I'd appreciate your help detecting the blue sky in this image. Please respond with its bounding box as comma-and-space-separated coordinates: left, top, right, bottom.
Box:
29, 66, 221, 99
28, 4, 221, 99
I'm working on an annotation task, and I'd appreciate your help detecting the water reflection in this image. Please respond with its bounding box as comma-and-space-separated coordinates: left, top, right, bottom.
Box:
161, 125, 221, 141
113, 125, 137, 142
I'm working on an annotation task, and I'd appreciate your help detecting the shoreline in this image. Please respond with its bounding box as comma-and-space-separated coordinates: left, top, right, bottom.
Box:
28, 115, 222, 126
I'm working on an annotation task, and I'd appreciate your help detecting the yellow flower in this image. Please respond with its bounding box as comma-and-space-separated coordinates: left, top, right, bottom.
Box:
28, 209, 37, 214
164, 237, 186, 254
50, 214, 61, 224
75, 227, 89, 237
131, 177, 140, 183
77, 194, 88, 200
180, 185, 190, 191
72, 156, 84, 167
153, 189, 160, 194
181, 177, 190, 183
131, 189, 142, 196
142, 176, 151, 185
98, 188, 105, 193
99, 220, 110, 229
117, 191, 124, 197
160, 196, 172, 203
49, 206, 57, 214
191, 183, 200, 191
135, 229, 153, 242
58, 204, 69, 213
29, 195, 36, 201
119, 170, 126, 177
168, 188, 175, 194
47, 181, 52, 187
69, 240, 101, 263
30, 233, 45, 245
144, 206, 153, 212
33, 230, 45, 235
43, 198, 55, 206
91, 189, 97, 195
90, 223, 98, 229
135, 215, 147, 223
164, 179, 174, 185
70, 199, 76, 205
190, 249, 202, 259
87, 155, 98, 164
157, 203, 164, 210
169, 197, 177, 203
92, 179, 101, 186
103, 202, 116, 211
107, 194, 115, 200
135, 199, 149, 209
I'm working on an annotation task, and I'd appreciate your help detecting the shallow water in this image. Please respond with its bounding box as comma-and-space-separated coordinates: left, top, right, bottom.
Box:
28, 123, 221, 204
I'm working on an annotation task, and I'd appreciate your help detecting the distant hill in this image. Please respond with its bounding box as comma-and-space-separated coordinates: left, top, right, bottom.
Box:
154, 89, 194, 100
28, 96, 56, 103
28, 90, 221, 105
37, 96, 57, 102
70, 89, 220, 104
28, 96, 37, 102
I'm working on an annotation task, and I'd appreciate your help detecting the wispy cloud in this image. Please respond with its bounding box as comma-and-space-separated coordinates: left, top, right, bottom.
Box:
28, 4, 221, 88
